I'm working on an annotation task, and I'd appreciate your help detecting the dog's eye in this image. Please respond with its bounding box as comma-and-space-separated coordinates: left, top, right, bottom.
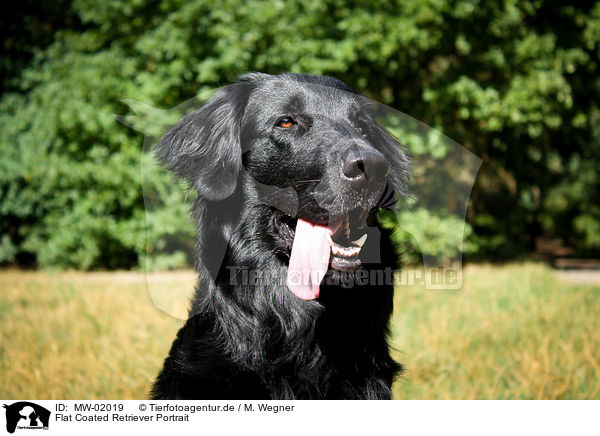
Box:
276, 117, 295, 128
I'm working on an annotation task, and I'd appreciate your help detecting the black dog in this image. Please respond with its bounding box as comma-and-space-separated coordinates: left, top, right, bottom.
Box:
151, 73, 409, 399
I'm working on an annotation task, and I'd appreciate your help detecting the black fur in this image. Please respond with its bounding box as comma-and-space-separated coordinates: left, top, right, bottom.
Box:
152, 73, 410, 399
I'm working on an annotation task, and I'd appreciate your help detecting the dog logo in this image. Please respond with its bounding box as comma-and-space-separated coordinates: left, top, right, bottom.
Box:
3, 402, 50, 433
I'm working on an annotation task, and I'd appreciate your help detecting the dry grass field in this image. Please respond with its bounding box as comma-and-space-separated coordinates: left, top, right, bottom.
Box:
1, 263, 599, 399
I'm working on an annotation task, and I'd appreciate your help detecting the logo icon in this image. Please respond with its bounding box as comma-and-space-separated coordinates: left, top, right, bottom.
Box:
3, 402, 50, 434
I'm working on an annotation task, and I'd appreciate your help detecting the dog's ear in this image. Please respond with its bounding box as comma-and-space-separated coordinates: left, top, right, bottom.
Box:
155, 83, 251, 201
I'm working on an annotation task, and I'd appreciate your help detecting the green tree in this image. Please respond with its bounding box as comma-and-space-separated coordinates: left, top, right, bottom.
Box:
1, 0, 599, 268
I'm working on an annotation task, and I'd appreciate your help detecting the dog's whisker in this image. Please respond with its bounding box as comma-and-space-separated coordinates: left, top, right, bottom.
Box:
295, 179, 322, 184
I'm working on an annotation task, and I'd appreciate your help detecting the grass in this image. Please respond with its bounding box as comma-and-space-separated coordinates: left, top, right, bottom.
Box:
0, 270, 183, 399
1, 263, 599, 399
391, 263, 600, 399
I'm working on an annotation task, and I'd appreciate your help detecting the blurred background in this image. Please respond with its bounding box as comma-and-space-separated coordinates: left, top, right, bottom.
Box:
1, 0, 599, 399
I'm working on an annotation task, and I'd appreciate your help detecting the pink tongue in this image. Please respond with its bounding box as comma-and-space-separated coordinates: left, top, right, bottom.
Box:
286, 219, 331, 300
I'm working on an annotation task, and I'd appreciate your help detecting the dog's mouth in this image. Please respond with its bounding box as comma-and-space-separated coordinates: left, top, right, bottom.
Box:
275, 208, 370, 269
274, 208, 371, 300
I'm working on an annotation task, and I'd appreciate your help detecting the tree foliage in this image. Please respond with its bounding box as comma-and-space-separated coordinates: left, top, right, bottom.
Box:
1, 0, 599, 268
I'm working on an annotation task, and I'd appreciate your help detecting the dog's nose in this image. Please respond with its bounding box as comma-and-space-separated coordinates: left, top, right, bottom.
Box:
341, 148, 389, 187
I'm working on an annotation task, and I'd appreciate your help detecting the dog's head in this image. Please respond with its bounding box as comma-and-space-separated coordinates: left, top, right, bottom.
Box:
156, 73, 409, 299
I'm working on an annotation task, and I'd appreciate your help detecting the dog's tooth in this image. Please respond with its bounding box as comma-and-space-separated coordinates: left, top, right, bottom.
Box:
330, 238, 363, 259
352, 234, 368, 248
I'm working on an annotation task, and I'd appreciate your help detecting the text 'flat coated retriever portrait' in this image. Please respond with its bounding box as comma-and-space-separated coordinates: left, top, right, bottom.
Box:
152, 73, 410, 400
